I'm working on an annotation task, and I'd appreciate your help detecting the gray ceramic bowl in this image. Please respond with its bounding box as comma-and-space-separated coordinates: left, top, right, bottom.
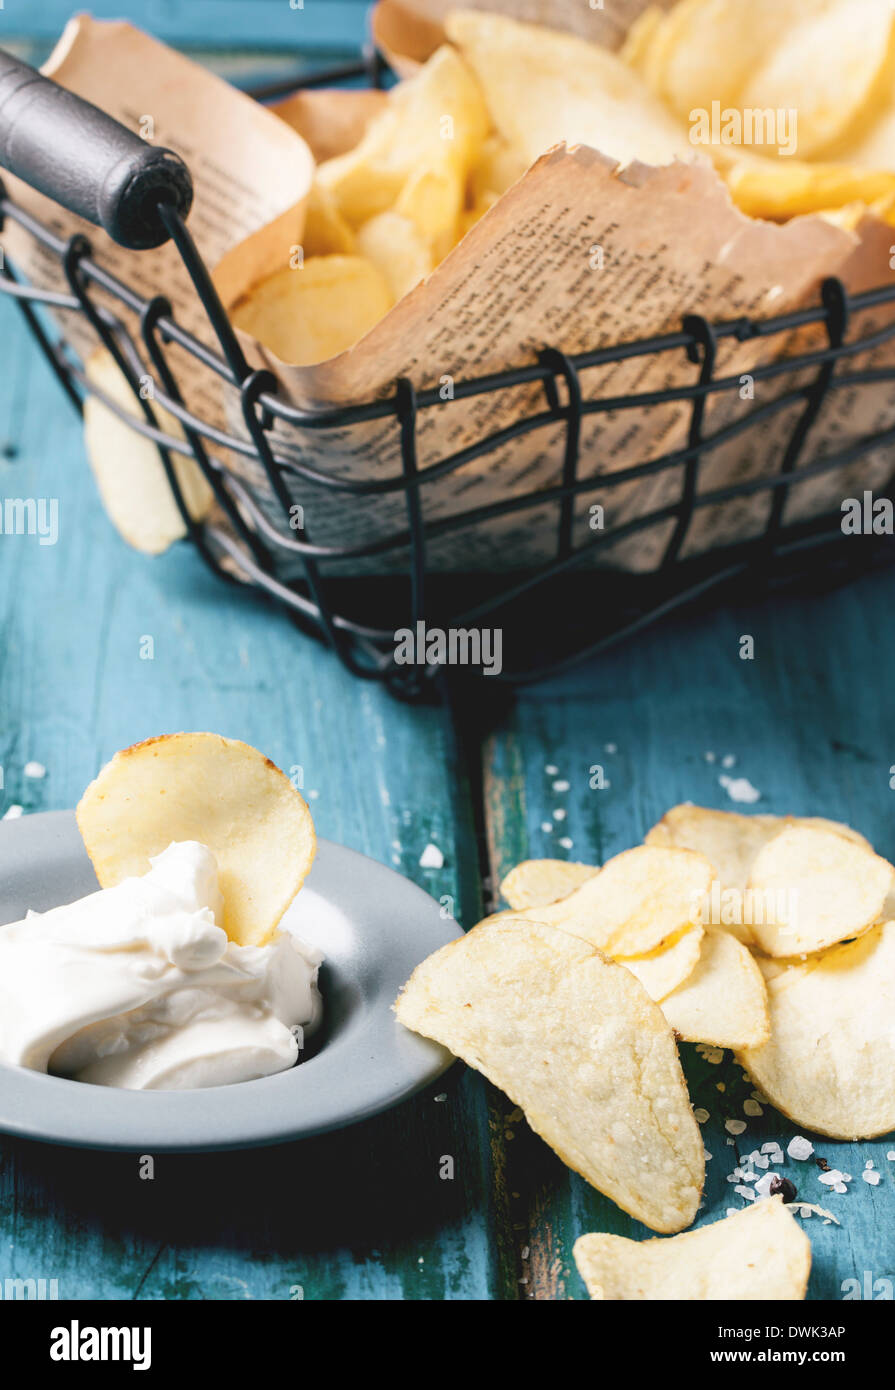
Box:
0, 810, 461, 1150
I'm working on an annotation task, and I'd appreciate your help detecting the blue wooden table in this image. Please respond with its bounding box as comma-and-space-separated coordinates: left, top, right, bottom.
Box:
1, 1, 894, 1302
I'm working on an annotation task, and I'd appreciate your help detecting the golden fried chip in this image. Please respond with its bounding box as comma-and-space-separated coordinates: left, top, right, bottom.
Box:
76, 733, 316, 947
721, 151, 895, 220
83, 348, 213, 556
500, 859, 598, 911
445, 9, 692, 170
624, 927, 705, 1002
738, 922, 895, 1138
355, 211, 434, 300
661, 927, 770, 1048
395, 918, 704, 1232
635, 0, 895, 159
506, 846, 713, 958
574, 1197, 810, 1300
301, 182, 357, 256
317, 44, 488, 229
645, 805, 873, 946
230, 256, 393, 365
747, 825, 894, 957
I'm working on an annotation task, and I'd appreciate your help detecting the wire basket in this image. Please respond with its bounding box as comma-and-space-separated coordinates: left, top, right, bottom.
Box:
2, 46, 895, 698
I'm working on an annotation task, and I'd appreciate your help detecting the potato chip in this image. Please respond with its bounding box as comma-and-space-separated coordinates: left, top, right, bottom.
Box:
230, 256, 393, 365
356, 211, 434, 300
467, 132, 527, 204
500, 858, 598, 911
393, 163, 465, 258
747, 825, 894, 957
302, 182, 357, 256
395, 918, 704, 1232
83, 349, 213, 556
574, 1196, 810, 1300
738, 922, 895, 1138
645, 804, 872, 946
76, 733, 316, 947
635, 0, 895, 160
445, 10, 693, 171
623, 926, 704, 1002
661, 927, 770, 1048
504, 846, 713, 958
317, 44, 488, 229
721, 151, 895, 220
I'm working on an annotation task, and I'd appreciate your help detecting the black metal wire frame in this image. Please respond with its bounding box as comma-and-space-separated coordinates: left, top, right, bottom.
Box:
2, 58, 895, 694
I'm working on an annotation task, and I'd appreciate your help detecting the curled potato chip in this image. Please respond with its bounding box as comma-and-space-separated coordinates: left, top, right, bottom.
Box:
395, 918, 704, 1232
446, 9, 692, 170
500, 859, 598, 911
230, 256, 393, 366
76, 733, 316, 947
721, 151, 895, 220
486, 903, 703, 1000
645, 805, 872, 946
301, 182, 357, 256
317, 45, 488, 229
634, 0, 894, 159
623, 926, 704, 1002
738, 921, 895, 1138
356, 211, 434, 300
747, 825, 894, 957
505, 846, 713, 958
83, 349, 213, 556
660, 927, 770, 1048
574, 1196, 810, 1301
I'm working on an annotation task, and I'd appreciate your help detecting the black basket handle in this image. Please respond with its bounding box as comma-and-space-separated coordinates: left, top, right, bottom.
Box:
0, 48, 192, 249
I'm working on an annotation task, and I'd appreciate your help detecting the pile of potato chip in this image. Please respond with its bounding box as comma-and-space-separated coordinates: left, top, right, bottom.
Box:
232, 1, 895, 366
396, 803, 895, 1298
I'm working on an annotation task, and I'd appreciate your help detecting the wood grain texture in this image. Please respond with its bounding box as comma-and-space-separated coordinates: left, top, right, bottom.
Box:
484, 576, 895, 1300
0, 299, 514, 1300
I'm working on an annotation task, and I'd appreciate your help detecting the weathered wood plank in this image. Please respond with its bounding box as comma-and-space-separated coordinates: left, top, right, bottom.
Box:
484, 574, 895, 1300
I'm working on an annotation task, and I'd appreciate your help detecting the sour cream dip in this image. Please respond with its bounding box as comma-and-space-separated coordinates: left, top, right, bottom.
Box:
0, 841, 323, 1090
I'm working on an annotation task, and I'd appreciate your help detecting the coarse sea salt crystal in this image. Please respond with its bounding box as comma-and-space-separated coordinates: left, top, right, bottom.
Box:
2, 805, 23, 820
24, 761, 46, 779
419, 844, 444, 869
725, 1119, 747, 1135
545, 764, 559, 776
862, 1169, 882, 1186
552, 780, 570, 793
734, 1185, 756, 1201
558, 837, 573, 850
744, 1099, 763, 1117
721, 754, 737, 769
694, 1108, 710, 1123
787, 1136, 815, 1161
719, 775, 761, 804
541, 822, 553, 834
552, 808, 566, 822
754, 1173, 776, 1199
